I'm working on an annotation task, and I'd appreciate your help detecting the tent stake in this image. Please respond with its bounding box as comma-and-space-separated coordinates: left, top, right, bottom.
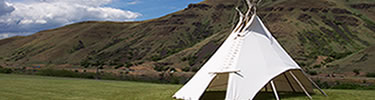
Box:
270, 80, 280, 100
300, 70, 328, 96
289, 71, 312, 100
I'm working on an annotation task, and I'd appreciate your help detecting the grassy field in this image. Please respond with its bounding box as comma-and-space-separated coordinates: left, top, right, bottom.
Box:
0, 74, 180, 100
0, 74, 375, 100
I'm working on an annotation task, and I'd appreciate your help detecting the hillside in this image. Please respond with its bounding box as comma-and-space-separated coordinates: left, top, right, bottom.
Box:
0, 0, 374, 79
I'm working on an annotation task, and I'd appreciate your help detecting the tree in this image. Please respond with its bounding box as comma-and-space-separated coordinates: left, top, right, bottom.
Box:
353, 69, 361, 75
91, 60, 105, 79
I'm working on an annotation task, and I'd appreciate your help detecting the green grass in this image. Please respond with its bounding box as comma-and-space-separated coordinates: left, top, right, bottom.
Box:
1, 74, 375, 100
0, 74, 180, 100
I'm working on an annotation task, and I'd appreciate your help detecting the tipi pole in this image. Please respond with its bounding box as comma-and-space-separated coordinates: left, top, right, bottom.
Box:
244, 0, 252, 17
289, 71, 312, 100
270, 80, 280, 100
300, 70, 328, 96
234, 7, 245, 32
283, 73, 296, 92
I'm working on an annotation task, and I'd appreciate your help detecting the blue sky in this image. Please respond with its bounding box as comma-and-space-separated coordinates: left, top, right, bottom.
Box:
0, 0, 204, 39
108, 0, 203, 21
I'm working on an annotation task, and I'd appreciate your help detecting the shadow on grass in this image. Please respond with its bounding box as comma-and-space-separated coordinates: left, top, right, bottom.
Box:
254, 92, 307, 100
200, 91, 226, 100
200, 91, 308, 100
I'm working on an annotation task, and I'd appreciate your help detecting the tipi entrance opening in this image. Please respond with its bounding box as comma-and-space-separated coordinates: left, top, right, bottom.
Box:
207, 73, 229, 91
200, 70, 326, 100
201, 73, 229, 100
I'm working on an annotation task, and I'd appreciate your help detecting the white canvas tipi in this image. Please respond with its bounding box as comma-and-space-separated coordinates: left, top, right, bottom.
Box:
173, 0, 327, 100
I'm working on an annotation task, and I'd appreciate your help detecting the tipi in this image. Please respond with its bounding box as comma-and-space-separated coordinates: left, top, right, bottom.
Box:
173, 0, 327, 100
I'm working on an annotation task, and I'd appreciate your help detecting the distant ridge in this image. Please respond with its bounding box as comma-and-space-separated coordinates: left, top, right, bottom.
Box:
0, 0, 374, 78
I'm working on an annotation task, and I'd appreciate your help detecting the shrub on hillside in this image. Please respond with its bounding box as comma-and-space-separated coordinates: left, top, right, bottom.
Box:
366, 72, 375, 77
187, 55, 198, 66
37, 69, 95, 79
181, 67, 190, 72
124, 62, 133, 68
353, 69, 361, 75
307, 70, 318, 75
316, 81, 331, 89
330, 52, 352, 59
331, 83, 362, 89
324, 57, 334, 63
0, 66, 13, 74
154, 66, 169, 72
114, 64, 124, 69
80, 60, 91, 68
313, 65, 321, 68
331, 83, 375, 90
151, 55, 162, 61
170, 76, 186, 84
191, 67, 200, 72
181, 57, 188, 61
326, 64, 339, 68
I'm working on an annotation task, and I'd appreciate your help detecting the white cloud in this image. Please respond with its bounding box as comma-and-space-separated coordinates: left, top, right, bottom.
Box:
43, 0, 112, 6
0, 0, 142, 39
0, 0, 14, 16
127, 0, 140, 5
0, 32, 34, 40
0, 33, 10, 40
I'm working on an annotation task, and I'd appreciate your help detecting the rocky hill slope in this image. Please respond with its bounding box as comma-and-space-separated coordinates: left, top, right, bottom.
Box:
0, 0, 374, 76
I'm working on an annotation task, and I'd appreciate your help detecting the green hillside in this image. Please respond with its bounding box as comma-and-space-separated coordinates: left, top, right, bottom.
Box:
0, 0, 374, 80
1, 74, 375, 100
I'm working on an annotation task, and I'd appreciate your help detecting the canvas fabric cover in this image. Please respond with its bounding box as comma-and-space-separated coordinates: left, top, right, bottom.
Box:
173, 14, 313, 100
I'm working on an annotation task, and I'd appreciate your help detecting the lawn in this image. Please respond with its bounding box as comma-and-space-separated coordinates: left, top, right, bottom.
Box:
0, 74, 374, 100
0, 74, 180, 100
